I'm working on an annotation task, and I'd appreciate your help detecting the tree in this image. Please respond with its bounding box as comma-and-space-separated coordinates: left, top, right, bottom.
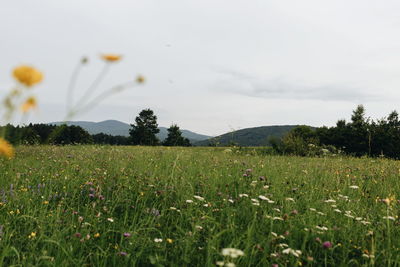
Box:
163, 124, 191, 146
129, 109, 160, 145
48, 125, 93, 145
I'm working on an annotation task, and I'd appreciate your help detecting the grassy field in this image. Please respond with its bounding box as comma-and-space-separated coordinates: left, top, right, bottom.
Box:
0, 146, 400, 266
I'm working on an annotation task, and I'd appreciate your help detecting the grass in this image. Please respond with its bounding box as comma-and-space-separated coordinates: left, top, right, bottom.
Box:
0, 145, 400, 266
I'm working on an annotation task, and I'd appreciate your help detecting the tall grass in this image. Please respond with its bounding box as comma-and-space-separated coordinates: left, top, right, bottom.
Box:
0, 146, 399, 266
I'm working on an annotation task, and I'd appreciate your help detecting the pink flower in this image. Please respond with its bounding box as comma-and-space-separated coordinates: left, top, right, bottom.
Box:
323, 241, 332, 249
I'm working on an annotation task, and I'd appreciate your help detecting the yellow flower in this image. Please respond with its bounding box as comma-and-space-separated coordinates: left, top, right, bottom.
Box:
21, 97, 37, 113
0, 138, 14, 159
166, 238, 173, 244
28, 232, 36, 239
136, 75, 145, 84
13, 65, 43, 87
94, 233, 100, 238
101, 54, 122, 62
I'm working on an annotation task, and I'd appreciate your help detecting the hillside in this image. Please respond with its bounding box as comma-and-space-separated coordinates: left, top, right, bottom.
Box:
49, 120, 212, 142
194, 125, 299, 146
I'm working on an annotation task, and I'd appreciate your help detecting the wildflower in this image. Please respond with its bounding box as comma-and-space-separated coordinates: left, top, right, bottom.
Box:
334, 209, 342, 213
94, 233, 100, 238
193, 195, 205, 201
101, 54, 122, 62
383, 216, 395, 221
28, 232, 37, 239
349, 185, 359, 189
195, 225, 203, 230
13, 65, 43, 87
166, 238, 173, 244
117, 251, 128, 256
239, 194, 248, 198
78, 216, 84, 222
21, 97, 37, 113
315, 226, 328, 231
285, 197, 295, 202
136, 75, 145, 83
324, 199, 336, 203
186, 200, 193, 203
282, 248, 302, 257
43, 201, 49, 205
228, 199, 234, 203
154, 238, 163, 243
221, 248, 245, 258
291, 209, 299, 215
74, 233, 82, 238
123, 232, 131, 238
322, 241, 332, 249
225, 263, 236, 267
107, 218, 114, 222
216, 261, 225, 266
258, 195, 270, 201
0, 138, 14, 159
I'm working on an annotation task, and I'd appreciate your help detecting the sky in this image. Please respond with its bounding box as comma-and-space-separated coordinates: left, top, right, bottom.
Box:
1, 0, 400, 136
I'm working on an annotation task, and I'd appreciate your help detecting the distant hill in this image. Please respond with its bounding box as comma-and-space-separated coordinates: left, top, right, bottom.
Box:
194, 125, 300, 146
49, 120, 212, 142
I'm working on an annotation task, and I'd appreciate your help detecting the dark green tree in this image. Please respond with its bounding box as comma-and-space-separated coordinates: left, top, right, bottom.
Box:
48, 125, 93, 145
129, 109, 160, 145
163, 124, 191, 146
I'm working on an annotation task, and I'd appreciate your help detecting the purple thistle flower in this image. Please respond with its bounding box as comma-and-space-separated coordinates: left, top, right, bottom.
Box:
123, 232, 131, 238
323, 241, 332, 249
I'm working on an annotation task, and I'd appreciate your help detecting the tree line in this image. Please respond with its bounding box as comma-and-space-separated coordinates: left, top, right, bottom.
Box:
1, 109, 191, 146
271, 105, 400, 159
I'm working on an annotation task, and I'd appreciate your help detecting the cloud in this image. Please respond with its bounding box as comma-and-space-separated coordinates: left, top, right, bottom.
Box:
215, 69, 382, 102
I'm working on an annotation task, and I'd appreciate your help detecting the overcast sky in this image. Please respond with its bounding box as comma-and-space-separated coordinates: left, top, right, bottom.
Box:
1, 0, 400, 136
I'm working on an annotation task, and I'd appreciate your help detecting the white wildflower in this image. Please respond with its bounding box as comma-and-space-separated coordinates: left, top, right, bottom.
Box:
193, 195, 205, 201
282, 248, 302, 257
186, 200, 193, 203
221, 248, 245, 258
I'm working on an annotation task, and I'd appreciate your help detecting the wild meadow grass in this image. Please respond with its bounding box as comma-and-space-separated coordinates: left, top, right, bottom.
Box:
0, 146, 400, 266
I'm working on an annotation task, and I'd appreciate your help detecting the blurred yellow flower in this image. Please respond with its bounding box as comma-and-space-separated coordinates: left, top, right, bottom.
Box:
13, 65, 43, 87
101, 54, 122, 62
0, 138, 14, 159
136, 75, 145, 84
21, 97, 37, 113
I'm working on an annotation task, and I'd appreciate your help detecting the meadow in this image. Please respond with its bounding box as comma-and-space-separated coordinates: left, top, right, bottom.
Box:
0, 146, 400, 266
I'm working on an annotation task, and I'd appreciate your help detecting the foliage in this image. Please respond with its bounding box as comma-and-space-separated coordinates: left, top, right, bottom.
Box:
274, 105, 400, 159
129, 109, 160, 146
48, 125, 93, 145
162, 124, 191, 146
